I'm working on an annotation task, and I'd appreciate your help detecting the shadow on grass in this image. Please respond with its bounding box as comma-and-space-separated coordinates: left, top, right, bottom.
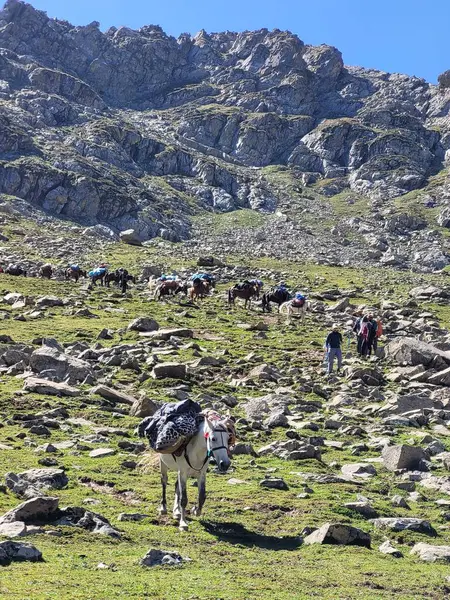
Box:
200, 520, 302, 550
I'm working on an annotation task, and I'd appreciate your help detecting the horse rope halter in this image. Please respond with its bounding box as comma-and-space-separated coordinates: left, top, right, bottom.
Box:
183, 416, 235, 472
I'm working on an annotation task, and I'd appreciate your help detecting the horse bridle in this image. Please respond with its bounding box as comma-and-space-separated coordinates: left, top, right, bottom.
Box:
182, 426, 230, 472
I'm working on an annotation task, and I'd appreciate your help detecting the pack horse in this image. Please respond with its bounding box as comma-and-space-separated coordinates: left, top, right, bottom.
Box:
138, 400, 235, 531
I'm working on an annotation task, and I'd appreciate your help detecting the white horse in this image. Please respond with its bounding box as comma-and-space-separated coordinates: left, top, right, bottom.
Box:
158, 413, 234, 531
279, 299, 309, 324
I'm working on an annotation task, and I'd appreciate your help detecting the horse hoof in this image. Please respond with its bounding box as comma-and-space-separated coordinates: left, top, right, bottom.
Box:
159, 508, 167, 516
191, 507, 201, 517
173, 512, 181, 520
179, 523, 189, 532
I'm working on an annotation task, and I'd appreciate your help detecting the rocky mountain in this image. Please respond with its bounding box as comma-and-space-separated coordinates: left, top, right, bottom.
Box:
1, 0, 450, 270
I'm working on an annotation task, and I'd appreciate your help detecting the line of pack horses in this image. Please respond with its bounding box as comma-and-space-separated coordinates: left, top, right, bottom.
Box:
229, 282, 309, 321
0, 263, 136, 288
151, 276, 215, 302
152, 276, 309, 321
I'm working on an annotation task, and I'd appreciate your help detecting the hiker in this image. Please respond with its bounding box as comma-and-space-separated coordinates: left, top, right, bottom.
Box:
359, 316, 370, 357
118, 268, 129, 294
325, 324, 343, 375
368, 315, 383, 355
352, 312, 364, 355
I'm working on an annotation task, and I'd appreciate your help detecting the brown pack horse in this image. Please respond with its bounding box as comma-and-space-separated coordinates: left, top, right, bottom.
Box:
228, 283, 258, 309
155, 279, 184, 300
189, 279, 211, 301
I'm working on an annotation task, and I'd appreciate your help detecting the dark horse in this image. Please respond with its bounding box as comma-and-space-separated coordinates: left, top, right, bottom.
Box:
39, 264, 53, 279
5, 265, 27, 277
261, 288, 292, 312
89, 269, 107, 287
228, 283, 258, 309
65, 267, 87, 283
105, 270, 136, 287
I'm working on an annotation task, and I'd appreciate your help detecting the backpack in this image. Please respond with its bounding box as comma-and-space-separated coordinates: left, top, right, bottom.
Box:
292, 293, 306, 308
376, 320, 383, 337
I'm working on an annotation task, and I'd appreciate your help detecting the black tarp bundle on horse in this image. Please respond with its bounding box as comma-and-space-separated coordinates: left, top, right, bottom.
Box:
138, 399, 202, 454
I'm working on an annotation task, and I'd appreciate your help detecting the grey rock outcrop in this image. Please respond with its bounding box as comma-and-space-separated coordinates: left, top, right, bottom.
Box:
0, 2, 448, 271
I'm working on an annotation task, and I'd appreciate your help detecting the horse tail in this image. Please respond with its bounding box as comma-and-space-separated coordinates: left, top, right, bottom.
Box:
138, 451, 160, 473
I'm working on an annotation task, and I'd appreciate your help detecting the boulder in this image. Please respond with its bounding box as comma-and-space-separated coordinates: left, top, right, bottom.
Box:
384, 338, 450, 368
119, 229, 142, 246
0, 541, 42, 565
197, 256, 225, 267
0, 496, 59, 524
140, 328, 193, 340
29, 344, 92, 383
304, 523, 371, 548
0, 521, 28, 538
348, 367, 385, 386
55, 507, 120, 538
382, 445, 427, 472
152, 363, 187, 380
427, 367, 450, 387
341, 463, 377, 479
90, 385, 136, 405
5, 469, 68, 498
370, 518, 435, 535
82, 225, 119, 240
141, 548, 184, 567
129, 396, 159, 418
411, 542, 450, 562
35, 296, 64, 308
127, 317, 159, 332
23, 377, 80, 397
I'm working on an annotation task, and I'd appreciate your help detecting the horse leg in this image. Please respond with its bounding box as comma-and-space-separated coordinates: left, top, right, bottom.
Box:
191, 471, 206, 517
173, 478, 181, 520
159, 460, 168, 515
177, 471, 189, 531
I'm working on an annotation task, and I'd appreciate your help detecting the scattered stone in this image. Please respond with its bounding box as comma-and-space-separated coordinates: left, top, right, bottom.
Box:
304, 523, 371, 548
141, 548, 185, 567
5, 469, 68, 499
89, 448, 116, 458
259, 477, 289, 491
90, 385, 136, 405
127, 317, 159, 332
0, 541, 42, 565
370, 518, 436, 535
23, 377, 80, 397
379, 540, 403, 558
382, 445, 427, 472
152, 363, 187, 380
410, 542, 450, 562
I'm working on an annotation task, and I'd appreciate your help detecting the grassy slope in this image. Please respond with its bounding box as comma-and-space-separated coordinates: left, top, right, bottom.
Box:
0, 250, 449, 599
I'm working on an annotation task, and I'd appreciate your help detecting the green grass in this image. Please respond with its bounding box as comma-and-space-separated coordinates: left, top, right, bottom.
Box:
1, 257, 450, 599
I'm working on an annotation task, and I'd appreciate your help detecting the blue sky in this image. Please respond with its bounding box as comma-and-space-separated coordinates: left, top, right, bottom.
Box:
25, 0, 449, 83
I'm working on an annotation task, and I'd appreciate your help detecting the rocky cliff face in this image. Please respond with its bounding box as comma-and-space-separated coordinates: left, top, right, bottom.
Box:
0, 0, 450, 269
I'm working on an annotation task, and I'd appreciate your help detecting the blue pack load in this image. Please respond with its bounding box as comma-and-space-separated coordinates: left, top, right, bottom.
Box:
90, 267, 106, 277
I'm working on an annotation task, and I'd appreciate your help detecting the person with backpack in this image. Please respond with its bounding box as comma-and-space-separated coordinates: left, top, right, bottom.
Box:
352, 312, 363, 355
366, 315, 378, 357
359, 315, 370, 357
325, 324, 343, 375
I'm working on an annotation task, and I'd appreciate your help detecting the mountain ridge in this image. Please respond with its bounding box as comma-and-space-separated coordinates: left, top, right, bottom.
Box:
0, 0, 450, 271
